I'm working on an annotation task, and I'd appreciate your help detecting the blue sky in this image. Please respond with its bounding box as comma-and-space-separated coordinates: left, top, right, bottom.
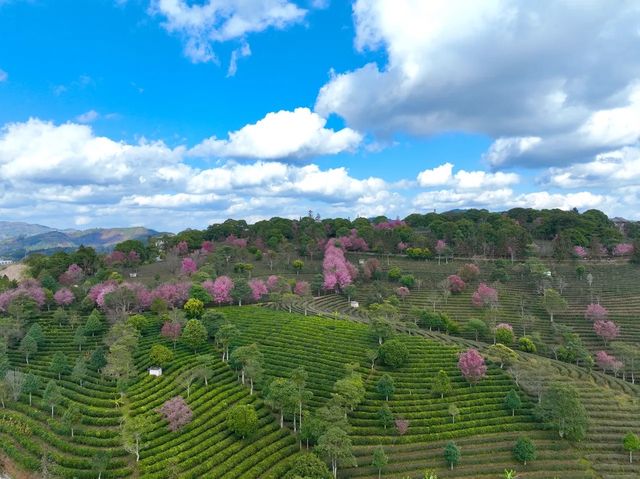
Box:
0, 0, 639, 231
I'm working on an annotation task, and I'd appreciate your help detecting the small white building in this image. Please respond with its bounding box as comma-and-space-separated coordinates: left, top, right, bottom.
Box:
129, 272, 137, 278
358, 259, 365, 265
350, 301, 360, 308
0, 258, 13, 266
148, 367, 163, 377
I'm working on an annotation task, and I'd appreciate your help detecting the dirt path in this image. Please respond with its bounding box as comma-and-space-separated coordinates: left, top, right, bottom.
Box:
0, 263, 27, 281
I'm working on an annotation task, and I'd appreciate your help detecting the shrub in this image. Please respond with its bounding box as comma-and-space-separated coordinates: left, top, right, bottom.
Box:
518, 336, 537, 353
379, 339, 409, 368
226, 404, 258, 438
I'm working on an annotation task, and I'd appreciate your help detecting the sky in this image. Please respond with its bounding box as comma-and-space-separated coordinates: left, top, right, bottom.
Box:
1, 0, 640, 232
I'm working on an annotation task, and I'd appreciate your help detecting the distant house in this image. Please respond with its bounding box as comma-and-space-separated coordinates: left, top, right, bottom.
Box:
148, 367, 162, 377
350, 301, 360, 308
358, 259, 365, 265
0, 258, 13, 266
129, 272, 137, 278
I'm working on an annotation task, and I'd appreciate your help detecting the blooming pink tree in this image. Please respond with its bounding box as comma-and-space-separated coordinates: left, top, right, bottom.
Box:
585, 303, 608, 322
225, 235, 248, 248
88, 281, 118, 308
447, 275, 466, 293
593, 320, 620, 345
362, 259, 381, 281
294, 281, 310, 296
161, 321, 182, 349
211, 276, 234, 304
266, 275, 281, 292
181, 258, 197, 276
0, 280, 47, 312
126, 251, 141, 267
59, 264, 84, 286
54, 288, 74, 307
105, 251, 127, 266
613, 243, 634, 256
249, 279, 268, 301
435, 240, 447, 264
374, 219, 406, 230
397, 242, 408, 252
322, 241, 354, 291
175, 241, 189, 256
458, 349, 487, 385
395, 418, 409, 436
396, 286, 410, 301
471, 283, 498, 309
458, 263, 480, 282
595, 351, 624, 376
573, 246, 587, 259
152, 283, 190, 309
337, 229, 369, 251
201, 240, 215, 254
157, 396, 192, 432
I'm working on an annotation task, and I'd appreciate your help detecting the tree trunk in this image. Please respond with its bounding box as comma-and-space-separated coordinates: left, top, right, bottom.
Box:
280, 412, 284, 428
29, 393, 32, 405
51, 405, 54, 417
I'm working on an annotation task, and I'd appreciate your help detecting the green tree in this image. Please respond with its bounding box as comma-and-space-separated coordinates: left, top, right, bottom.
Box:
149, 344, 174, 367
443, 441, 460, 470
486, 344, 517, 369
284, 453, 331, 479
316, 426, 356, 478
504, 389, 522, 416
377, 403, 394, 429
376, 374, 395, 401
23, 373, 40, 406
292, 259, 304, 274
0, 341, 8, 380
215, 322, 239, 362
189, 284, 212, 304
122, 414, 151, 462
183, 298, 205, 319
543, 288, 568, 322
266, 378, 297, 428
71, 356, 87, 387
465, 318, 489, 341
372, 445, 388, 479
85, 309, 103, 337
90, 346, 107, 372
299, 413, 326, 448
62, 404, 82, 437
536, 383, 588, 440
73, 325, 88, 352
291, 366, 313, 432
379, 339, 409, 368
623, 432, 640, 464
513, 436, 536, 465
92, 451, 110, 479
26, 323, 45, 346
370, 317, 393, 345
181, 319, 208, 353
333, 374, 366, 411
231, 279, 252, 306
230, 343, 263, 395
432, 369, 452, 399
19, 334, 38, 364
50, 351, 70, 379
448, 404, 459, 423
226, 404, 258, 438
43, 380, 62, 417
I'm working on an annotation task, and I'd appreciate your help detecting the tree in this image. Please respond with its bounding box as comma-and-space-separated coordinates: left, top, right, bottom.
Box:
53, 307, 69, 327
122, 415, 151, 462
84, 310, 103, 337
181, 257, 197, 276
150, 344, 174, 367
73, 325, 88, 352
333, 374, 366, 412
181, 319, 207, 353
62, 404, 82, 437
372, 445, 388, 479
5, 370, 24, 402
543, 289, 567, 322
19, 334, 37, 364
71, 356, 87, 387
316, 426, 356, 478
157, 396, 193, 432
465, 318, 489, 341
43, 380, 62, 417
292, 259, 304, 274
50, 351, 70, 379
266, 378, 297, 428
300, 413, 326, 449
585, 303, 608, 322
536, 383, 588, 440
486, 344, 517, 369
23, 373, 40, 406
209, 276, 234, 304
226, 404, 258, 438
495, 323, 515, 345
458, 349, 487, 385
183, 298, 204, 319
231, 279, 252, 306
376, 374, 395, 401
215, 322, 239, 361
291, 367, 312, 432
377, 403, 394, 429
283, 452, 331, 479
443, 441, 460, 470
504, 389, 522, 416
432, 369, 452, 399
366, 349, 379, 370
623, 432, 640, 464
448, 404, 459, 423
90, 347, 107, 372
593, 320, 620, 345
379, 339, 409, 368
370, 317, 393, 345
92, 451, 110, 479
513, 436, 536, 465
161, 321, 182, 349
230, 343, 263, 395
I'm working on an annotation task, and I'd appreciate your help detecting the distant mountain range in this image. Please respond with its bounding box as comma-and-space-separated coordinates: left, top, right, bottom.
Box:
0, 221, 161, 259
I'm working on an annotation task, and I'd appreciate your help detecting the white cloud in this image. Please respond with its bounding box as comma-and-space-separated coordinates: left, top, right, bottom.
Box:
75, 110, 100, 123
190, 108, 362, 160
227, 41, 251, 77
417, 162, 519, 189
0, 69, 7, 82
316, 0, 640, 167
150, 0, 306, 64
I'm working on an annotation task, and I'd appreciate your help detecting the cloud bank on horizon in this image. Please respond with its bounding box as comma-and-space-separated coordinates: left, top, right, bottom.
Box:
0, 0, 639, 231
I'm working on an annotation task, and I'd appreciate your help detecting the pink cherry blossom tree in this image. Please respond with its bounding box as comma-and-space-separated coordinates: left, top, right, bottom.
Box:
337, 229, 369, 251
201, 240, 215, 254
322, 241, 354, 292
225, 235, 248, 248
161, 321, 182, 349
573, 246, 587, 259
397, 242, 408, 252
447, 275, 466, 293
435, 240, 448, 264
613, 243, 634, 256
181, 258, 197, 276
595, 350, 624, 376
395, 418, 409, 436
59, 264, 84, 286
157, 396, 192, 432
105, 251, 127, 266
458, 348, 487, 385
585, 303, 608, 322
458, 263, 480, 282
211, 276, 234, 304
249, 279, 268, 301
396, 286, 410, 301
593, 320, 620, 345
472, 283, 498, 309
54, 288, 74, 307
175, 241, 189, 256
294, 281, 310, 296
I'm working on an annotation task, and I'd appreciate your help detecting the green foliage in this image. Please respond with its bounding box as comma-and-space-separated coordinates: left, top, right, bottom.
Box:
49, 351, 70, 379
513, 436, 536, 465
127, 314, 149, 330
376, 374, 395, 400
226, 404, 258, 438
399, 274, 415, 288
181, 319, 208, 352
372, 445, 389, 475
85, 309, 103, 336
536, 383, 588, 441
518, 336, 537, 353
543, 288, 568, 322
149, 344, 174, 366
444, 441, 460, 469
495, 327, 515, 345
189, 284, 213, 304
283, 453, 331, 479
184, 298, 205, 319
377, 403, 394, 429
465, 318, 489, 341
623, 432, 640, 463
387, 267, 402, 282
432, 369, 452, 399
379, 339, 409, 368
486, 344, 517, 369
504, 389, 522, 416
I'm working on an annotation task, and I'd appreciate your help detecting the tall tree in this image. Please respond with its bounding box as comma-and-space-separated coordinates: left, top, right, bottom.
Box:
536, 383, 588, 440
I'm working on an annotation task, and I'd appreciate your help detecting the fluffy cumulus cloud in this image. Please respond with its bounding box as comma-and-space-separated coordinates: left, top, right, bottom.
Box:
189, 108, 362, 160
315, 0, 640, 167
417, 163, 519, 189
150, 0, 306, 64
0, 118, 386, 230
